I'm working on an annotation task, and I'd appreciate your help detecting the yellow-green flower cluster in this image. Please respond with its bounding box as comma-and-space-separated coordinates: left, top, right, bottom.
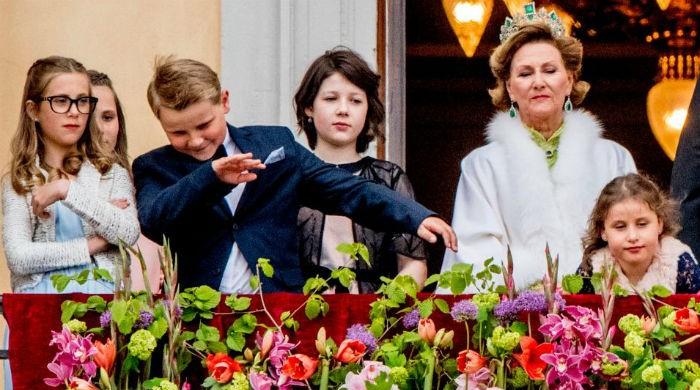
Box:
641, 364, 663, 384
617, 314, 642, 334
472, 292, 500, 310
127, 329, 157, 361
691, 379, 700, 390
65, 319, 87, 334
662, 311, 676, 329
390, 366, 409, 383
491, 326, 520, 351
509, 366, 530, 388
623, 332, 645, 357
601, 360, 625, 376
682, 359, 700, 383
221, 372, 250, 390
153, 380, 178, 390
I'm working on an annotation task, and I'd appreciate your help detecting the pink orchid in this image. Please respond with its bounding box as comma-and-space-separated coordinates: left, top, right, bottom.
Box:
44, 361, 74, 387
564, 306, 603, 341
249, 371, 274, 390
541, 352, 586, 385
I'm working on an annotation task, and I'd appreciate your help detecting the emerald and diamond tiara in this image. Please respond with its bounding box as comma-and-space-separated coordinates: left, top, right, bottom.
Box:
499, 2, 566, 43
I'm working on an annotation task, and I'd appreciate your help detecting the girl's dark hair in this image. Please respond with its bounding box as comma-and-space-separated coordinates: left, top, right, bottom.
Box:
293, 47, 384, 153
579, 173, 680, 274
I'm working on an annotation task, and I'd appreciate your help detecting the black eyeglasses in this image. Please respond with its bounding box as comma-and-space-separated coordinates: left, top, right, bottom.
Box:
37, 95, 98, 114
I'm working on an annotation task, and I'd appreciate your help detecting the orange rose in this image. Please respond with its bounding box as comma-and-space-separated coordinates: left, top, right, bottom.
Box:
93, 339, 116, 375
335, 339, 366, 363
674, 308, 700, 334
418, 318, 436, 344
456, 349, 487, 374
205, 353, 242, 383
281, 354, 318, 380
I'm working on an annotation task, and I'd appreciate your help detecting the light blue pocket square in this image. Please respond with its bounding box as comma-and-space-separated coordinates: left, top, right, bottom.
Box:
264, 147, 285, 164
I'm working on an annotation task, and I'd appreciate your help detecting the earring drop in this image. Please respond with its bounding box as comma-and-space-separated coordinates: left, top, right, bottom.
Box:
307, 117, 313, 123
564, 96, 572, 112
508, 101, 517, 118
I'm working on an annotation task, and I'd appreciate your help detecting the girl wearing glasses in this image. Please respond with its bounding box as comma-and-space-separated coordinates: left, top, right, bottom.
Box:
1, 56, 140, 295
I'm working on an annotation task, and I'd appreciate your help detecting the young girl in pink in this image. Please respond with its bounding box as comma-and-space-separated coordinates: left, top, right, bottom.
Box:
577, 173, 700, 293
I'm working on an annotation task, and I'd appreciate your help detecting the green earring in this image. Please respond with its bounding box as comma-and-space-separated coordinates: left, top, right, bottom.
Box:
564, 96, 573, 112
509, 102, 517, 118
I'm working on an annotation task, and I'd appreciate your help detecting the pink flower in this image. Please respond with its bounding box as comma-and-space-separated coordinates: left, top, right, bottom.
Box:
68, 378, 98, 390
266, 332, 297, 369
335, 339, 366, 363
44, 361, 74, 387
541, 352, 586, 385
564, 306, 602, 341
418, 318, 436, 344
455, 367, 491, 390
249, 371, 274, 390
342, 361, 394, 390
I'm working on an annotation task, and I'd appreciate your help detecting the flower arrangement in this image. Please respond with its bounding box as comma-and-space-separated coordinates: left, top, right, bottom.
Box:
42, 243, 700, 390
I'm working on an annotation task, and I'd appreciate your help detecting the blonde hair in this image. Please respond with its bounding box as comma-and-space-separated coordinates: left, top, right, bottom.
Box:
9, 56, 113, 195
146, 55, 221, 117
488, 22, 590, 110
579, 173, 681, 274
88, 69, 131, 174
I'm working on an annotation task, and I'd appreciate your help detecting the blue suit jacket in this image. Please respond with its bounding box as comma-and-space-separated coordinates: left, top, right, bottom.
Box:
133, 124, 433, 292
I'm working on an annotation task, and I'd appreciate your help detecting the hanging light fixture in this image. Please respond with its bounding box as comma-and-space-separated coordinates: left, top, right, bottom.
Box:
502, 0, 575, 36
647, 54, 699, 159
442, 0, 493, 57
656, 0, 672, 11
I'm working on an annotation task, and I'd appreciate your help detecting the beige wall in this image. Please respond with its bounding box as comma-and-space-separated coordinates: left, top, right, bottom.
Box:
0, 0, 221, 293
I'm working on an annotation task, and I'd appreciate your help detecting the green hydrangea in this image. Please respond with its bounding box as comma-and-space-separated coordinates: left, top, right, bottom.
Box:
390, 367, 409, 384
472, 292, 500, 310
153, 380, 178, 390
127, 329, 157, 361
220, 373, 250, 390
509, 367, 530, 388
662, 311, 677, 329
691, 379, 700, 390
618, 314, 642, 335
601, 361, 624, 376
641, 364, 663, 384
681, 359, 700, 383
65, 319, 87, 334
491, 326, 520, 352
623, 332, 645, 357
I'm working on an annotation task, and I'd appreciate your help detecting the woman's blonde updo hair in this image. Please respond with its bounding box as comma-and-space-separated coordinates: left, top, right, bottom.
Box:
488, 21, 590, 110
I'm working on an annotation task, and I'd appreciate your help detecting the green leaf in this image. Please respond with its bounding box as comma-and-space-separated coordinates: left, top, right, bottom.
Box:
305, 300, 321, 320
332, 268, 356, 288
226, 331, 246, 351
613, 284, 629, 297
51, 274, 71, 293
86, 295, 107, 312
434, 299, 450, 314
303, 277, 328, 294
196, 324, 221, 343
510, 321, 528, 336
249, 276, 260, 290
450, 273, 466, 295
648, 284, 672, 298
232, 314, 257, 334
335, 243, 354, 256
224, 295, 252, 311
561, 274, 584, 294
148, 318, 168, 339
451, 263, 473, 275
418, 299, 433, 318
357, 244, 370, 266
590, 273, 603, 293
207, 341, 227, 353
193, 286, 221, 308
424, 274, 440, 286
93, 268, 114, 282
659, 341, 682, 358
202, 376, 218, 388
110, 300, 128, 325
257, 258, 274, 278
75, 269, 90, 284
60, 301, 78, 323
192, 340, 207, 351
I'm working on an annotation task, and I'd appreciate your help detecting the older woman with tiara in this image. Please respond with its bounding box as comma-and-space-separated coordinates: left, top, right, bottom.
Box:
440, 3, 636, 291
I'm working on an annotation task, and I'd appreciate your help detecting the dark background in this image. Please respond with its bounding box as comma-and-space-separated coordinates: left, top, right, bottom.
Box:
404, 0, 681, 274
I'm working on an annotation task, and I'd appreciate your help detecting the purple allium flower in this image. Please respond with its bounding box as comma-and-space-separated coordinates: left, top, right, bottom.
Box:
514, 290, 547, 313
134, 310, 155, 330
494, 299, 519, 321
99, 311, 112, 328
451, 299, 478, 322
346, 323, 378, 353
163, 299, 183, 320
402, 308, 420, 329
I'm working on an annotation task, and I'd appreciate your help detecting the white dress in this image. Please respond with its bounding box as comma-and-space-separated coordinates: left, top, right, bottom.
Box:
440, 110, 636, 291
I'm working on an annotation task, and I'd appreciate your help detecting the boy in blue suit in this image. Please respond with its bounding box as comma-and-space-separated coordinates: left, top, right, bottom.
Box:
133, 56, 456, 292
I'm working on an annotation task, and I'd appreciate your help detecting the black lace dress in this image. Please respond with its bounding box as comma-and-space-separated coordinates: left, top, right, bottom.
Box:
297, 157, 427, 293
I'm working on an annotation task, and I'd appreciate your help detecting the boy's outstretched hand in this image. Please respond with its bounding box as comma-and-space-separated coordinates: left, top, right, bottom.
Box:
212, 152, 266, 185
417, 216, 458, 251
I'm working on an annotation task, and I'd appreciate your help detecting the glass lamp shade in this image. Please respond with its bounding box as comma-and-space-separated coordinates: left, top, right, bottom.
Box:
442, 0, 493, 57
646, 78, 697, 159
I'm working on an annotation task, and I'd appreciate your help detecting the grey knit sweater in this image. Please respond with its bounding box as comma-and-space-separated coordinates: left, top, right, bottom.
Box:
2, 161, 140, 291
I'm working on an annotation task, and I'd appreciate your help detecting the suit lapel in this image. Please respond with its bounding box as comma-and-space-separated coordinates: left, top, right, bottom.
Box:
227, 124, 262, 218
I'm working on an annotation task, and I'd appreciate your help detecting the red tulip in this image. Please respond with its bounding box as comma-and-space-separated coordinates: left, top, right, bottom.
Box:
674, 308, 700, 334
93, 339, 116, 375
281, 354, 318, 380
512, 336, 554, 380
418, 318, 436, 344
456, 349, 487, 374
205, 353, 242, 383
335, 339, 366, 363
